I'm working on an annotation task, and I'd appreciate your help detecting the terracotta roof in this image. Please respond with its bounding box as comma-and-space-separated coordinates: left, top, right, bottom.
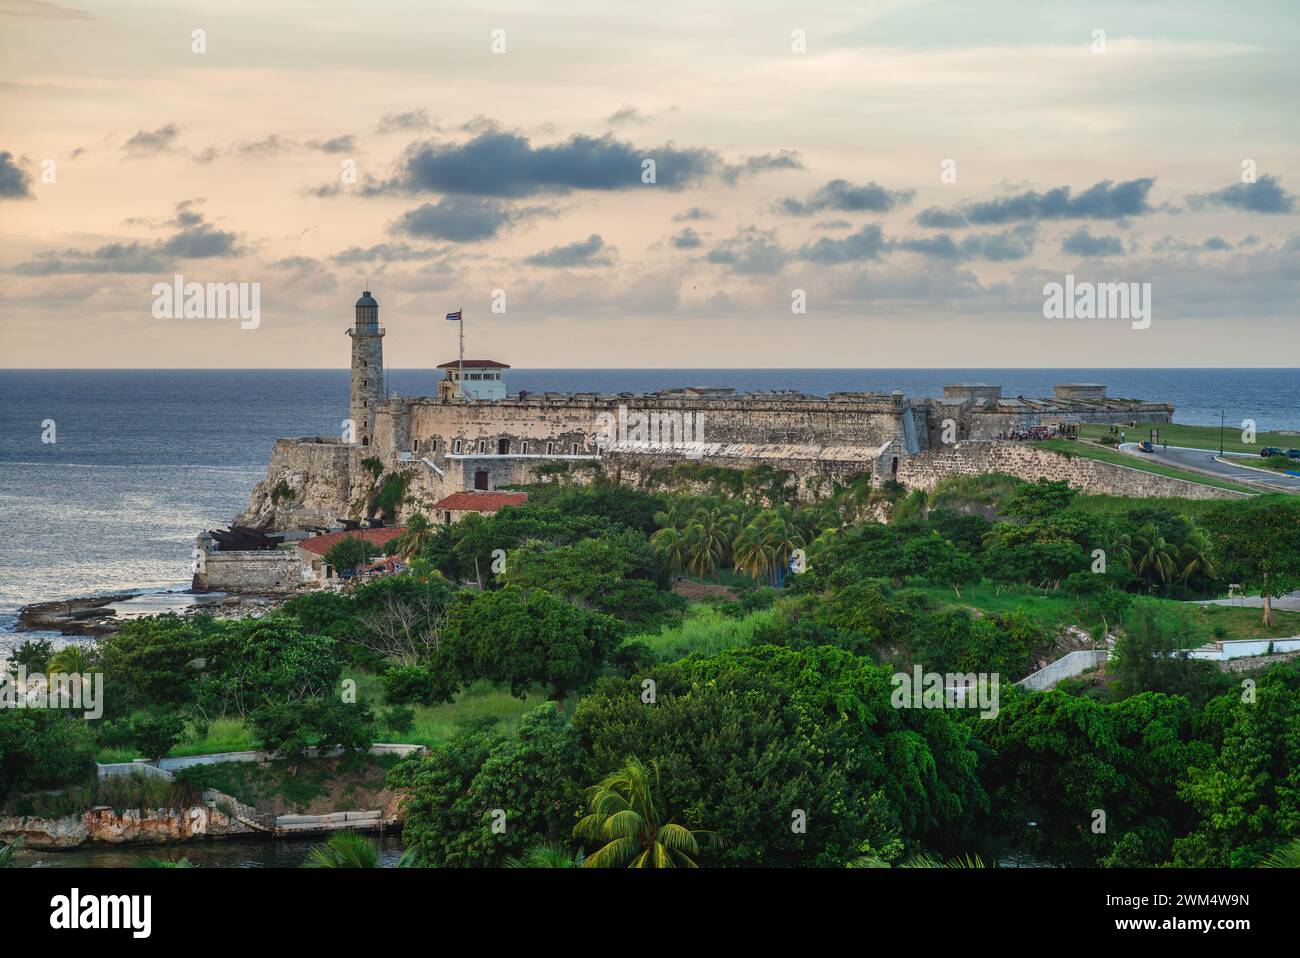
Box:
299, 527, 405, 557
436, 359, 511, 369
432, 491, 529, 513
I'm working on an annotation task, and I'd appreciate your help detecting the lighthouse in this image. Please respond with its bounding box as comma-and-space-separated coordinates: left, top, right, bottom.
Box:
346, 290, 385, 446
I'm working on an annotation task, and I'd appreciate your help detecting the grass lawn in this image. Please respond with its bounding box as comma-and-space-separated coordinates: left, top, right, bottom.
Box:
1079, 421, 1298, 456
908, 581, 1300, 647
1069, 493, 1231, 519
629, 604, 777, 661
1032, 439, 1257, 494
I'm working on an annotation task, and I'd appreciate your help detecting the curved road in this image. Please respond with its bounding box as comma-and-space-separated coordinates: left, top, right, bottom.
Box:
1117, 442, 1300, 492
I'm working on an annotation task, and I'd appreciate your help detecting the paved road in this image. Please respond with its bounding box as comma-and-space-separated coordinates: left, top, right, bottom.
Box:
1194, 591, 1300, 612
1117, 442, 1300, 491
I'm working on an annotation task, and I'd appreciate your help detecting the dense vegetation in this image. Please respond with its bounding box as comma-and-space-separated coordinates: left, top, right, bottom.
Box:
4, 469, 1299, 869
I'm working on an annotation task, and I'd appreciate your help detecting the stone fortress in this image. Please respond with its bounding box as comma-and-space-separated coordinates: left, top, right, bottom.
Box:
231, 290, 1207, 539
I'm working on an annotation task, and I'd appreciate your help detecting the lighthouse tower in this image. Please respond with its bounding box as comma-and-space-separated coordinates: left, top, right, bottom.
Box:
346, 290, 385, 446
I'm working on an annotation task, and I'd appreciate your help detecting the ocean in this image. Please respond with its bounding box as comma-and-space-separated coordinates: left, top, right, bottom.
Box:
2, 368, 1297, 637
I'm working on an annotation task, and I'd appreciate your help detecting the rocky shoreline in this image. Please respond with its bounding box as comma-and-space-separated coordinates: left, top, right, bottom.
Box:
13, 590, 291, 641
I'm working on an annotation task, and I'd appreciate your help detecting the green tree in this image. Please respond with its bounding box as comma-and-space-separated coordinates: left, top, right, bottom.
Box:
303, 831, 380, 868
1203, 496, 1300, 627
324, 535, 381, 575
575, 758, 714, 868
506, 841, 584, 867
393, 513, 434, 560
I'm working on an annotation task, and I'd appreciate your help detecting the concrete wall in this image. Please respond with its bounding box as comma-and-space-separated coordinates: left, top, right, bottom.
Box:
194, 549, 303, 593
1015, 650, 1111, 691
897, 441, 1247, 500
1188, 637, 1300, 660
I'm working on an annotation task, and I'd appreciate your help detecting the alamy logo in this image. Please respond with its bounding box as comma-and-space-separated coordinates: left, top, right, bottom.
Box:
594, 405, 706, 449
890, 666, 1000, 719
1042, 274, 1151, 330
151, 274, 261, 329
1, 667, 103, 719
50, 889, 151, 938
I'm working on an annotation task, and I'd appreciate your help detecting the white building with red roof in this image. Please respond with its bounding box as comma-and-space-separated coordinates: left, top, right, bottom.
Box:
431, 491, 529, 525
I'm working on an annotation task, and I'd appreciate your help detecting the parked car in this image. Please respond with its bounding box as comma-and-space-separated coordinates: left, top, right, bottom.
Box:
1261, 447, 1283, 457
1285, 449, 1300, 460
1137, 440, 1154, 453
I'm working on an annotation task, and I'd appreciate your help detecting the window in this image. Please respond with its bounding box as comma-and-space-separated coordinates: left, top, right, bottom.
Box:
546, 442, 555, 455
474, 470, 490, 491
478, 439, 487, 454
520, 441, 529, 455
413, 439, 420, 452
431, 439, 438, 453
497, 438, 509, 455
571, 443, 580, 455
453, 439, 462, 454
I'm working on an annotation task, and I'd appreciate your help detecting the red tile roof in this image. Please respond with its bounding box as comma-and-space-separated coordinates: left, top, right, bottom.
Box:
436, 359, 511, 369
299, 527, 406, 557
432, 492, 529, 513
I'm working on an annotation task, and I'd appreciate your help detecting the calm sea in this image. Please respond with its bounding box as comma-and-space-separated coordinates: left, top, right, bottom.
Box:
2, 368, 1297, 635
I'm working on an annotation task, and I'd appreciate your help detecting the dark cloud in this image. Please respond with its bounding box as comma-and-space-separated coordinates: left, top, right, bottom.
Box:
331, 243, 445, 264
895, 226, 1036, 262
924, 177, 1156, 226
673, 206, 712, 222
915, 206, 970, 228
376, 109, 436, 134
722, 151, 803, 184
1060, 227, 1123, 257
306, 135, 357, 155
269, 255, 324, 271
797, 224, 888, 264
236, 135, 294, 158
14, 199, 240, 274
384, 130, 720, 197
1187, 174, 1295, 214
705, 227, 790, 274
1203, 236, 1233, 251
525, 233, 616, 267
392, 196, 538, 242
123, 123, 181, 156
816, 219, 852, 230
779, 179, 914, 216
671, 227, 702, 249
607, 106, 650, 126
0, 151, 34, 199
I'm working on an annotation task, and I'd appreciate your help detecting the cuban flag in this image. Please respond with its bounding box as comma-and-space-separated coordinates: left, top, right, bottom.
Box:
446, 310, 462, 322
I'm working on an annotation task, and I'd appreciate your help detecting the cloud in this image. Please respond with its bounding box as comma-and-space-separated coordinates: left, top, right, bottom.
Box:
915, 206, 970, 228
1187, 174, 1295, 214
607, 106, 650, 126
330, 243, 446, 264
722, 151, 803, 183
0, 151, 34, 199
897, 224, 1038, 261
797, 223, 889, 264
14, 199, 240, 274
306, 135, 357, 155
673, 206, 712, 222
671, 227, 702, 249
525, 233, 616, 267
123, 123, 181, 156
705, 227, 790, 274
236, 134, 294, 158
269, 255, 324, 271
1203, 236, 1233, 251
1060, 227, 1123, 257
384, 130, 720, 197
778, 179, 914, 215
376, 109, 436, 134
923, 177, 1156, 226
392, 196, 543, 242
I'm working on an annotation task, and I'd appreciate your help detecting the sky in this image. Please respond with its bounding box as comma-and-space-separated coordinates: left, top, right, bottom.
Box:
1, 0, 1298, 369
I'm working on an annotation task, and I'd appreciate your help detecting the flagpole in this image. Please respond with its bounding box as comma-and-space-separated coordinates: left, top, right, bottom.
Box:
457, 306, 464, 399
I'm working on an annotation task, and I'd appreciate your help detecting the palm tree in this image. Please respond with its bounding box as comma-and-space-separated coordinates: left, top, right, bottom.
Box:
1258, 838, 1300, 868
394, 512, 434, 560
1178, 525, 1215, 586
303, 831, 380, 868
682, 523, 720, 580
506, 841, 585, 868
849, 851, 987, 868
1130, 523, 1179, 592
47, 644, 94, 675
0, 837, 22, 868
650, 526, 689, 577
574, 758, 716, 868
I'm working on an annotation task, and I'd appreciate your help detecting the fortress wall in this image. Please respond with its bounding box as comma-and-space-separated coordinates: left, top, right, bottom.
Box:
391, 396, 908, 460
603, 449, 874, 503
897, 441, 1247, 500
